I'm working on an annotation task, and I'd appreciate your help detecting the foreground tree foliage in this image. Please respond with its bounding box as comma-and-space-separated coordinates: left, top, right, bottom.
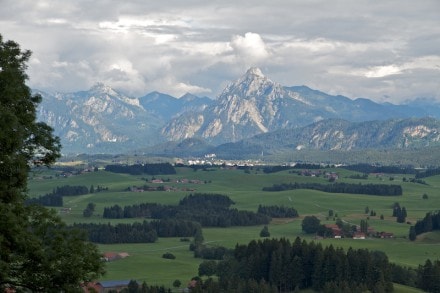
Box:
0, 34, 104, 292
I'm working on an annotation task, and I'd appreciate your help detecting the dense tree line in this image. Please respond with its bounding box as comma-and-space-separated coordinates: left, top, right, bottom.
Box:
105, 163, 176, 175
415, 167, 440, 178
72, 219, 201, 244
52, 185, 89, 196
347, 173, 369, 179
416, 259, 440, 292
262, 182, 402, 196
103, 202, 172, 219
193, 245, 232, 260
202, 237, 394, 292
389, 259, 440, 293
262, 166, 293, 173
24, 184, 89, 207
179, 193, 234, 208
411, 210, 440, 237
293, 163, 323, 169
257, 205, 299, 218
25, 193, 63, 207
343, 163, 416, 174
103, 193, 271, 227
192, 241, 440, 292
178, 208, 270, 227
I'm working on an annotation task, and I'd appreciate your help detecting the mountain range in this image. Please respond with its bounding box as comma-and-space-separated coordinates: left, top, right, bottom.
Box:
36, 68, 440, 156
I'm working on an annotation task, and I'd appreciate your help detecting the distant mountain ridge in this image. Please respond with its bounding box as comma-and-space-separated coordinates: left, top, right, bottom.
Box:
139, 91, 213, 121
35, 68, 440, 154
210, 117, 440, 159
36, 83, 212, 153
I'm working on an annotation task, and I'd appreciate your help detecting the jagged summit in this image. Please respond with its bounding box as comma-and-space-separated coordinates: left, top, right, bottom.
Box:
245, 67, 265, 77
223, 67, 275, 99
89, 82, 117, 95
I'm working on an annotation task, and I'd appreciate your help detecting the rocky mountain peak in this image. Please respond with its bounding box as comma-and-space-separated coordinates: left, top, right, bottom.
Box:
89, 82, 117, 96
223, 67, 276, 99
180, 93, 198, 101
246, 67, 265, 78
87, 82, 140, 107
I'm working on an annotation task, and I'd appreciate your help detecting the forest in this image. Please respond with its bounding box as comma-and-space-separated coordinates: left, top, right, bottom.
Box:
262, 182, 403, 196
102, 193, 272, 227
342, 164, 417, 174
104, 163, 176, 175
411, 210, 440, 237
25, 184, 90, 206
201, 237, 394, 292
192, 238, 440, 293
415, 167, 440, 178
73, 219, 202, 244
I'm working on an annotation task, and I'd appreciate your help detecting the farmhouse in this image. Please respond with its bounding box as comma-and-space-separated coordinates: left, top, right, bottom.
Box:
353, 232, 366, 239
379, 231, 394, 238
102, 252, 129, 262
82, 280, 131, 293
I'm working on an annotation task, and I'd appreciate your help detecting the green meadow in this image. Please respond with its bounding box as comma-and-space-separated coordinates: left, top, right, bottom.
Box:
28, 165, 440, 288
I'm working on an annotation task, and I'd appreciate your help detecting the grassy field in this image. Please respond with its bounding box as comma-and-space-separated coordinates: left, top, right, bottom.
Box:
28, 165, 440, 288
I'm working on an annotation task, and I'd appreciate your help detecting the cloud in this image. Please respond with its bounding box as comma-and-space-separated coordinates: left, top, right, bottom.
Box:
230, 32, 269, 64
1, 0, 439, 103
365, 65, 402, 78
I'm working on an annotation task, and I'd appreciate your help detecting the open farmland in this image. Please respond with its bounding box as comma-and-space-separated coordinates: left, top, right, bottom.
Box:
28, 164, 440, 289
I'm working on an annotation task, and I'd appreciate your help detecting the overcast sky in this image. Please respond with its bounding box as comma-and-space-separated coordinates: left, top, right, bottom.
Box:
2, 0, 439, 103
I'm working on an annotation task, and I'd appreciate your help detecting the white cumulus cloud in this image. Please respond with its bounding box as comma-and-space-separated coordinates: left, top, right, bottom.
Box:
230, 32, 269, 64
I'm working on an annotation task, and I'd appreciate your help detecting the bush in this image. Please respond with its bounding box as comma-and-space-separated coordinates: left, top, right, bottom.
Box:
162, 252, 176, 259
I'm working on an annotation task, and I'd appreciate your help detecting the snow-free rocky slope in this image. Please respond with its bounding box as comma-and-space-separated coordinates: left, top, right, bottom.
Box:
162, 67, 432, 144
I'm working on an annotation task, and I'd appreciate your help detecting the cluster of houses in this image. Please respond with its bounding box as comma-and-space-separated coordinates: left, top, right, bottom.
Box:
102, 252, 129, 262
297, 169, 339, 181
129, 185, 196, 192
82, 280, 131, 293
128, 178, 207, 192
149, 178, 204, 184
324, 224, 394, 240
82, 279, 197, 293
185, 157, 262, 167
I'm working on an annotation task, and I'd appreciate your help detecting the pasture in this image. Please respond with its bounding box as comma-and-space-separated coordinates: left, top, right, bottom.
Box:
28, 165, 440, 287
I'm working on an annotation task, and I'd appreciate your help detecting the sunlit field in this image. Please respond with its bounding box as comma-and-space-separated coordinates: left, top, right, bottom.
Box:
28, 165, 440, 287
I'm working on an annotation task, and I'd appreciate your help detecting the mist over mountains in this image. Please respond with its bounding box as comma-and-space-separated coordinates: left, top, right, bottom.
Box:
36, 68, 440, 156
